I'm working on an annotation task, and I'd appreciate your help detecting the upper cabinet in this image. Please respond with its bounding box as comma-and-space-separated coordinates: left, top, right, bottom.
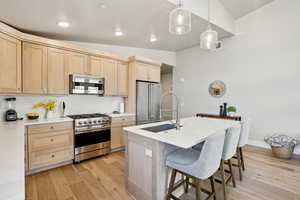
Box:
47, 48, 69, 95
102, 58, 118, 96
22, 42, 47, 94
136, 63, 160, 83
87, 56, 103, 77
67, 52, 88, 75
0, 33, 22, 93
117, 62, 128, 96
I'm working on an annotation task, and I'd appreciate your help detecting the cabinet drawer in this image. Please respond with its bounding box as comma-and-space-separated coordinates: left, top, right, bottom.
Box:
27, 122, 73, 135
111, 116, 136, 127
28, 130, 73, 152
29, 147, 73, 170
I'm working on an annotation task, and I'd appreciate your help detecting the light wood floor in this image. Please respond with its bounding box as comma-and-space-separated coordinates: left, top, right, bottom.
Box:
26, 146, 300, 200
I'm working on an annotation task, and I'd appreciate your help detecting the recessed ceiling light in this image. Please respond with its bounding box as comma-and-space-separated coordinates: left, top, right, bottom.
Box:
99, 3, 107, 8
57, 21, 70, 28
115, 30, 123, 36
150, 34, 157, 42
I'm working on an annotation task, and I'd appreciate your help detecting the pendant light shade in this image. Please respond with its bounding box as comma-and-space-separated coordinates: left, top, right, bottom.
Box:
169, 1, 191, 35
200, 25, 218, 50
200, 0, 220, 50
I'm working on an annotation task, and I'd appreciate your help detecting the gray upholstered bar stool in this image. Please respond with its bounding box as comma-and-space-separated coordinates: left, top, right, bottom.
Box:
235, 118, 251, 181
218, 125, 242, 200
166, 131, 226, 200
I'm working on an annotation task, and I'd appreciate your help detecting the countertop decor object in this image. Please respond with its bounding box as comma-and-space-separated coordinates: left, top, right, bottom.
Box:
26, 113, 39, 120
264, 134, 299, 159
32, 100, 57, 119
209, 80, 226, 98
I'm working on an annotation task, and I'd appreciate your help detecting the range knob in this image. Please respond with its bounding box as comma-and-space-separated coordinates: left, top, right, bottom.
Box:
88, 121, 92, 124
78, 121, 82, 125
83, 121, 87, 124
93, 120, 97, 123
98, 120, 101, 123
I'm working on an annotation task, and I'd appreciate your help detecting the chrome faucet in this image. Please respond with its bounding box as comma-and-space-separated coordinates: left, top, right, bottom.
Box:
160, 90, 182, 130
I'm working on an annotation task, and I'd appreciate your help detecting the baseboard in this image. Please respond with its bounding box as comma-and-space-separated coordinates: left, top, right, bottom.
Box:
247, 139, 300, 155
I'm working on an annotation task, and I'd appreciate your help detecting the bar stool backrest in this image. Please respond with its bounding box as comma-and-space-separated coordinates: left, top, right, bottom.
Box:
189, 130, 226, 179
222, 124, 242, 161
238, 118, 251, 148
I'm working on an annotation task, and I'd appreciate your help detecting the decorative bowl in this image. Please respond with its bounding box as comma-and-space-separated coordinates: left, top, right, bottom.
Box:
26, 113, 40, 120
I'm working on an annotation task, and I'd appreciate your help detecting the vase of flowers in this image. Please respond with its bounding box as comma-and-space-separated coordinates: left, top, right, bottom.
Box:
33, 100, 57, 119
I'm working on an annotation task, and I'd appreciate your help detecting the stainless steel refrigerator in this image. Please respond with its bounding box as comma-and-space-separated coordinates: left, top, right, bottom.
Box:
136, 81, 161, 124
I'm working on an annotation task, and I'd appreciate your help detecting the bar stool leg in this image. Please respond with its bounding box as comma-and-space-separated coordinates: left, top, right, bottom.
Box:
240, 147, 245, 171
195, 178, 202, 200
167, 169, 177, 200
237, 148, 243, 181
210, 176, 217, 200
228, 159, 236, 188
184, 176, 189, 193
220, 160, 227, 200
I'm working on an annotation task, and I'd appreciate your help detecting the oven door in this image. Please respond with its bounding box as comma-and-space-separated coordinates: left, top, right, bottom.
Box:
74, 128, 111, 149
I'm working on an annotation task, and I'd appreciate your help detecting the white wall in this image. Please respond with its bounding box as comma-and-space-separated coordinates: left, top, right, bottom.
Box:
175, 0, 300, 145
67, 41, 176, 66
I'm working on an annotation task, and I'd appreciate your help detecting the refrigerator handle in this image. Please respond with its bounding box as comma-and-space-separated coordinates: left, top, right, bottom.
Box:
148, 83, 151, 120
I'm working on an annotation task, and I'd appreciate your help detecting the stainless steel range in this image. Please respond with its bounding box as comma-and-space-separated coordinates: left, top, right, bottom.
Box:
68, 113, 111, 163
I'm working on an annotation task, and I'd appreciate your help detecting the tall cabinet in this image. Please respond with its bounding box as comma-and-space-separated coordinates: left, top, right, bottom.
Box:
0, 32, 21, 94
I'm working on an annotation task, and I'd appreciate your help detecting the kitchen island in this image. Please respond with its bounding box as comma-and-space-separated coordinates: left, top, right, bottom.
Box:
123, 117, 240, 200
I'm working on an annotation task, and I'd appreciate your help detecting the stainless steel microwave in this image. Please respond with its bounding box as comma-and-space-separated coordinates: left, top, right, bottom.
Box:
69, 74, 104, 95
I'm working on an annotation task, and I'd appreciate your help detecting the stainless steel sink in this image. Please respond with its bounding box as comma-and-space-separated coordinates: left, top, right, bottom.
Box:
142, 124, 176, 133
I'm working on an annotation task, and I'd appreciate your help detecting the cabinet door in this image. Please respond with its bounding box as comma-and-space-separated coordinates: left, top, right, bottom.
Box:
67, 52, 88, 75
47, 48, 69, 94
88, 56, 103, 77
111, 126, 124, 149
0, 33, 21, 93
22, 42, 47, 94
136, 63, 149, 81
102, 58, 118, 96
148, 65, 161, 83
117, 62, 128, 96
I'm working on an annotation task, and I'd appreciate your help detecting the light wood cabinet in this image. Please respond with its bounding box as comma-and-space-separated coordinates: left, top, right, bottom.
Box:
27, 122, 74, 173
22, 42, 47, 94
47, 47, 69, 94
102, 58, 118, 96
0, 32, 22, 93
111, 116, 135, 151
87, 56, 103, 77
117, 62, 128, 96
67, 52, 88, 75
136, 63, 160, 83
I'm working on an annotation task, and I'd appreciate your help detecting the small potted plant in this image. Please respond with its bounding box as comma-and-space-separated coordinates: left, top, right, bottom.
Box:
227, 106, 237, 117
33, 100, 57, 119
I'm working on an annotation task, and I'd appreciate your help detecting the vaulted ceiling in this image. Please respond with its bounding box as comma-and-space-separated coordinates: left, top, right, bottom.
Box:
0, 0, 274, 51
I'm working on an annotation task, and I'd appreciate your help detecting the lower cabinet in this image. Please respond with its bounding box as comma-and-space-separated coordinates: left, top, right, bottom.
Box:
26, 121, 74, 174
111, 116, 135, 151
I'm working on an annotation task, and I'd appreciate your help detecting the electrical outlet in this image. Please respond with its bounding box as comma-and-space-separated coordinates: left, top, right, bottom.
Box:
145, 149, 152, 157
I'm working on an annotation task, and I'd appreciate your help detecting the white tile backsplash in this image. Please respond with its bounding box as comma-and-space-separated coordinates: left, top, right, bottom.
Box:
0, 95, 124, 121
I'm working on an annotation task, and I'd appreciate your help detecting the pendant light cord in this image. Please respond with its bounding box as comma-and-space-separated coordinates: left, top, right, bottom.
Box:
208, 0, 211, 25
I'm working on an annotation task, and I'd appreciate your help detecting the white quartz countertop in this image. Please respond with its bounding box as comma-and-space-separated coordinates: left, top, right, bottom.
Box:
124, 117, 240, 149
0, 117, 73, 200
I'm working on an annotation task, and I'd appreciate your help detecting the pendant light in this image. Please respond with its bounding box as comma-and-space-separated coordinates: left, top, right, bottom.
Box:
200, 0, 219, 50
169, 0, 191, 35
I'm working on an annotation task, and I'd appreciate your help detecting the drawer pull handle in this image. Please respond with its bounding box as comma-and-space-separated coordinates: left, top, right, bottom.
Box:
50, 139, 54, 142
51, 154, 55, 158
50, 126, 54, 129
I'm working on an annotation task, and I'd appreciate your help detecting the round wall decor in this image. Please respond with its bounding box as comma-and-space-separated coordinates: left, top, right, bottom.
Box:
209, 80, 226, 98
